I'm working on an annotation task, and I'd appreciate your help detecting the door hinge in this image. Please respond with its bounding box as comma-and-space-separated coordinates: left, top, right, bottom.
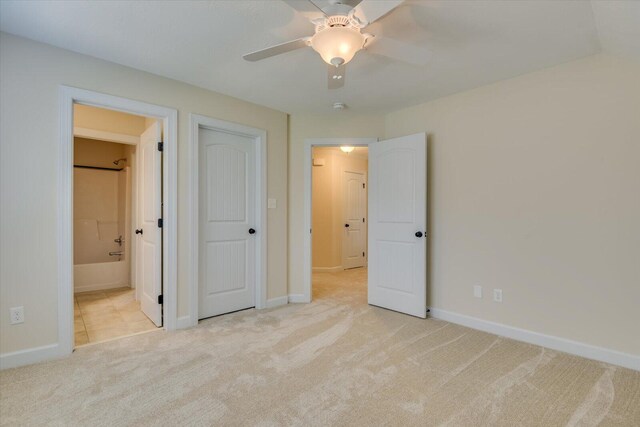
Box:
157, 142, 164, 152
363, 252, 365, 257
158, 218, 163, 228
158, 295, 163, 305
363, 218, 365, 223
363, 183, 365, 189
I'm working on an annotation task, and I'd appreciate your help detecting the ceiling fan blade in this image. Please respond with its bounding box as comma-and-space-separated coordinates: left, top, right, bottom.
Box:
328, 64, 346, 90
365, 35, 430, 66
243, 38, 310, 62
352, 0, 404, 27
282, 0, 327, 21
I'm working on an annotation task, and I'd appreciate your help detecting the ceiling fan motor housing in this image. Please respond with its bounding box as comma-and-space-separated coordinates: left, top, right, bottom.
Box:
311, 15, 367, 66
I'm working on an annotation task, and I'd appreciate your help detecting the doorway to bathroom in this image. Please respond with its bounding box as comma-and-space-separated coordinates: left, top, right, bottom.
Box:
72, 104, 161, 346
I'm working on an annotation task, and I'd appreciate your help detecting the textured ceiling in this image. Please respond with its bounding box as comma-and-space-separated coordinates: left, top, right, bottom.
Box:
1, 1, 638, 114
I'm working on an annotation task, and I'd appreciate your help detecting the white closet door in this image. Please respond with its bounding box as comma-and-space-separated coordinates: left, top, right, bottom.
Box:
343, 171, 367, 269
198, 127, 256, 319
368, 133, 427, 318
137, 122, 162, 326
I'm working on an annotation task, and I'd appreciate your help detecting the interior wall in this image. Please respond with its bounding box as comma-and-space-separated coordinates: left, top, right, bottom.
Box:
311, 147, 368, 269
73, 139, 126, 266
385, 53, 640, 356
288, 113, 383, 296
0, 33, 288, 355
74, 104, 147, 136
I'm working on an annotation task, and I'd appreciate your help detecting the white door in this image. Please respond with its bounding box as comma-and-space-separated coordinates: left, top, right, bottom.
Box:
198, 128, 256, 319
343, 171, 367, 269
136, 121, 162, 326
368, 133, 427, 318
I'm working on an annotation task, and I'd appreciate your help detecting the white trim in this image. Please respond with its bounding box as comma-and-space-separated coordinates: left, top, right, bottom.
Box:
0, 344, 62, 370
288, 294, 309, 303
429, 308, 640, 372
266, 296, 289, 309
74, 282, 128, 293
176, 316, 193, 330
188, 114, 268, 327
312, 266, 343, 273
73, 127, 139, 145
57, 86, 178, 364
304, 138, 377, 303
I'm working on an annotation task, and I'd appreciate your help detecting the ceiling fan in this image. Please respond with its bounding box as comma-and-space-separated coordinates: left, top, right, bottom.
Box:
243, 0, 429, 90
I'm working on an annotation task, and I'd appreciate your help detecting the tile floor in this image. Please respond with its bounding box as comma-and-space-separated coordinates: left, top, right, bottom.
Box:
74, 287, 158, 346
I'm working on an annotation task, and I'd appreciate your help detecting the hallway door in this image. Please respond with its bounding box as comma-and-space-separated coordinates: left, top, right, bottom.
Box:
198, 127, 257, 319
368, 133, 427, 318
343, 171, 367, 269
136, 121, 163, 327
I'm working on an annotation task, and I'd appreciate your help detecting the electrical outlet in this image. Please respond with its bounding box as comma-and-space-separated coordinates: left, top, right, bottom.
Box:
10, 306, 24, 324
473, 285, 482, 298
493, 289, 503, 303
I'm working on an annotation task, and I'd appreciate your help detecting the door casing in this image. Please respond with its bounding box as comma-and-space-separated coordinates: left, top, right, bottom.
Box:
58, 86, 178, 358
188, 114, 267, 326
302, 138, 377, 303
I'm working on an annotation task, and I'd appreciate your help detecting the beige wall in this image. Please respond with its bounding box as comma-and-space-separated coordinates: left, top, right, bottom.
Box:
312, 147, 368, 269
0, 33, 288, 354
1, 29, 638, 361
288, 114, 384, 296
385, 54, 640, 356
73, 138, 129, 265
74, 137, 125, 169
75, 104, 146, 137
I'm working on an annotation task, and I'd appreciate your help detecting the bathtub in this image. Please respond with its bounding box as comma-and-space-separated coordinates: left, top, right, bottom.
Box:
74, 260, 129, 293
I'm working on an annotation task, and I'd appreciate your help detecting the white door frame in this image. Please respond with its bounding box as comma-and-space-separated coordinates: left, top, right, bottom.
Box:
302, 138, 377, 303
59, 86, 178, 357
188, 114, 268, 326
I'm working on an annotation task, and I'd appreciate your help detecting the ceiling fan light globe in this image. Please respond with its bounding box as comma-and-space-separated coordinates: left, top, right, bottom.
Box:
311, 26, 366, 65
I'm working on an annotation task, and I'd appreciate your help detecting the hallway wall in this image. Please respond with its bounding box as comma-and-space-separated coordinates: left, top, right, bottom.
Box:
312, 147, 367, 270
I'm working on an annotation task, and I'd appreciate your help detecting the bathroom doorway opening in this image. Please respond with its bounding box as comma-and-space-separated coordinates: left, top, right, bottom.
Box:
72, 104, 162, 346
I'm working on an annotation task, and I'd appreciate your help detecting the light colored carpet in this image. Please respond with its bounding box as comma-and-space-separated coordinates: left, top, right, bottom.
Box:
1, 268, 639, 426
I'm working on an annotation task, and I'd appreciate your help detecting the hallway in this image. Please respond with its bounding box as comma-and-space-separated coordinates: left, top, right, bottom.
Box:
312, 267, 367, 302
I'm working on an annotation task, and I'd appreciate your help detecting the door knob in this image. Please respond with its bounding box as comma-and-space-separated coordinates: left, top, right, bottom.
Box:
415, 231, 423, 238
248, 228, 256, 235
135, 229, 143, 235
345, 224, 350, 228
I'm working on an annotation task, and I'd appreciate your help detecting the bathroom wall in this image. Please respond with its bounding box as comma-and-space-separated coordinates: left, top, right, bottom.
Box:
73, 138, 129, 265
75, 104, 147, 137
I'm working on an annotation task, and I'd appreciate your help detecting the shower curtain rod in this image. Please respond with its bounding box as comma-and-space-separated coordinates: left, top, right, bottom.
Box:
73, 165, 123, 172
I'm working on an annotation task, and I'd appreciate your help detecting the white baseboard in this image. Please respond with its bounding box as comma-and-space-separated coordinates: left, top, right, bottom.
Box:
0, 343, 66, 370
429, 308, 640, 372
288, 294, 310, 303
312, 266, 343, 273
175, 315, 194, 329
266, 295, 289, 308
74, 282, 129, 293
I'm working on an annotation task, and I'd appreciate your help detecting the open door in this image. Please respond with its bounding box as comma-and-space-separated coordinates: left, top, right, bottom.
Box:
368, 133, 427, 318
136, 121, 162, 326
